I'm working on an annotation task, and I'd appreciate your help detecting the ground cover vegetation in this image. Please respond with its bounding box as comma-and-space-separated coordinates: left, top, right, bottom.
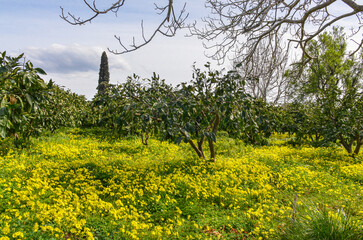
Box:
0, 27, 362, 239
0, 128, 362, 240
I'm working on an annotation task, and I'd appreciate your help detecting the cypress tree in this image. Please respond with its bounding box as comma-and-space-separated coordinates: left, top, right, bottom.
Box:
97, 51, 110, 94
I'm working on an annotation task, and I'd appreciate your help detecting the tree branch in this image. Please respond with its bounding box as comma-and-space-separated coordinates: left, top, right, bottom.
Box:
189, 0, 363, 64
60, 0, 188, 54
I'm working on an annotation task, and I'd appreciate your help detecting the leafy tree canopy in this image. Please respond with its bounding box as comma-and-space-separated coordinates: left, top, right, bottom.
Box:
286, 27, 363, 156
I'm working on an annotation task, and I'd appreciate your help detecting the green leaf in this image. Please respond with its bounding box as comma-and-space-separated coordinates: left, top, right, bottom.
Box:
0, 66, 7, 74
7, 119, 13, 128
235, 62, 242, 68
0, 127, 6, 139
25, 93, 33, 108
0, 107, 7, 117
181, 129, 191, 140
204, 132, 217, 142
1, 96, 8, 108
35, 68, 47, 75
175, 136, 183, 145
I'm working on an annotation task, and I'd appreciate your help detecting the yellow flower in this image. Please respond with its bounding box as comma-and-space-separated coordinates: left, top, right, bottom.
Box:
34, 223, 39, 232
12, 232, 24, 239
1, 223, 10, 235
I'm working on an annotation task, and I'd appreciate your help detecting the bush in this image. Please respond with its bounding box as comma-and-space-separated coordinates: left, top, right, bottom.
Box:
280, 204, 362, 240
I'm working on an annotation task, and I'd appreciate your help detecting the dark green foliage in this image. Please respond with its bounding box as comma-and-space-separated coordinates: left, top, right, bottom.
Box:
280, 102, 324, 146
91, 64, 274, 160
0, 51, 90, 145
97, 51, 110, 95
0, 51, 48, 139
37, 80, 91, 132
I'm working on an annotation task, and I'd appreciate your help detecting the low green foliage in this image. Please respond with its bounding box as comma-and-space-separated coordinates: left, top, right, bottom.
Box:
38, 81, 91, 132
281, 204, 362, 240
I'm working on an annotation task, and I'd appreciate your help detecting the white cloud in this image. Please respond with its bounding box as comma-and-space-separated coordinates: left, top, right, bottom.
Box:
9, 32, 216, 100
23, 43, 131, 74
13, 44, 132, 99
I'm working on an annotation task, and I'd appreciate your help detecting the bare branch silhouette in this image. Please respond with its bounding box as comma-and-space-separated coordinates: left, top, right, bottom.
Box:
234, 32, 289, 104
60, 0, 188, 54
189, 0, 363, 64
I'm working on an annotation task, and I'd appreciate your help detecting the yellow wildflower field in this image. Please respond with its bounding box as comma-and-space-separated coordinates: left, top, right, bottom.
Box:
0, 129, 362, 239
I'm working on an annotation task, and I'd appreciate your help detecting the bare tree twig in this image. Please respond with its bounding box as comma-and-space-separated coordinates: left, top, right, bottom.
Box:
60, 0, 127, 25
60, 0, 188, 54
60, 0, 363, 63
189, 0, 363, 64
234, 31, 289, 103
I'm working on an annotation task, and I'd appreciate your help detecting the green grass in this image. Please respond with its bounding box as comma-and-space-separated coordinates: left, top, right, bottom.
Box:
0, 128, 362, 239
281, 203, 362, 240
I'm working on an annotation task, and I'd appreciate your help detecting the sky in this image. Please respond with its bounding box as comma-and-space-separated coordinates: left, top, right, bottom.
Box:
0, 0, 212, 99
1, 1, 361, 99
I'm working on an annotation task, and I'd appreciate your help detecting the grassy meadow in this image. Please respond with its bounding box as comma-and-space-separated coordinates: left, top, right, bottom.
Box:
0, 128, 362, 240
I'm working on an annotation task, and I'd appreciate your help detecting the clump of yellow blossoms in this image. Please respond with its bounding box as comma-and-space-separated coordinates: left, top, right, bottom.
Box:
0, 129, 361, 239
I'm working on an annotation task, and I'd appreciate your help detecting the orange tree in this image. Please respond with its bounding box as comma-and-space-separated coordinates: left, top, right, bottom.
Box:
162, 64, 251, 161
0, 52, 48, 139
94, 64, 273, 161
0, 51, 90, 141
37, 80, 91, 133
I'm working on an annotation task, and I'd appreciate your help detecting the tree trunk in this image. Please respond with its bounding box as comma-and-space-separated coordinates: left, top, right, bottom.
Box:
141, 133, 149, 146
208, 139, 216, 162
339, 134, 352, 155
188, 139, 205, 159
209, 112, 220, 162
353, 134, 362, 157
180, 129, 205, 159
197, 138, 206, 159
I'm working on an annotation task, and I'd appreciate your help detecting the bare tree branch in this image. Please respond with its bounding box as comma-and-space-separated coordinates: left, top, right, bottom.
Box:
189, 0, 363, 64
61, 0, 363, 64
60, 0, 188, 54
60, 0, 127, 25
234, 32, 289, 104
